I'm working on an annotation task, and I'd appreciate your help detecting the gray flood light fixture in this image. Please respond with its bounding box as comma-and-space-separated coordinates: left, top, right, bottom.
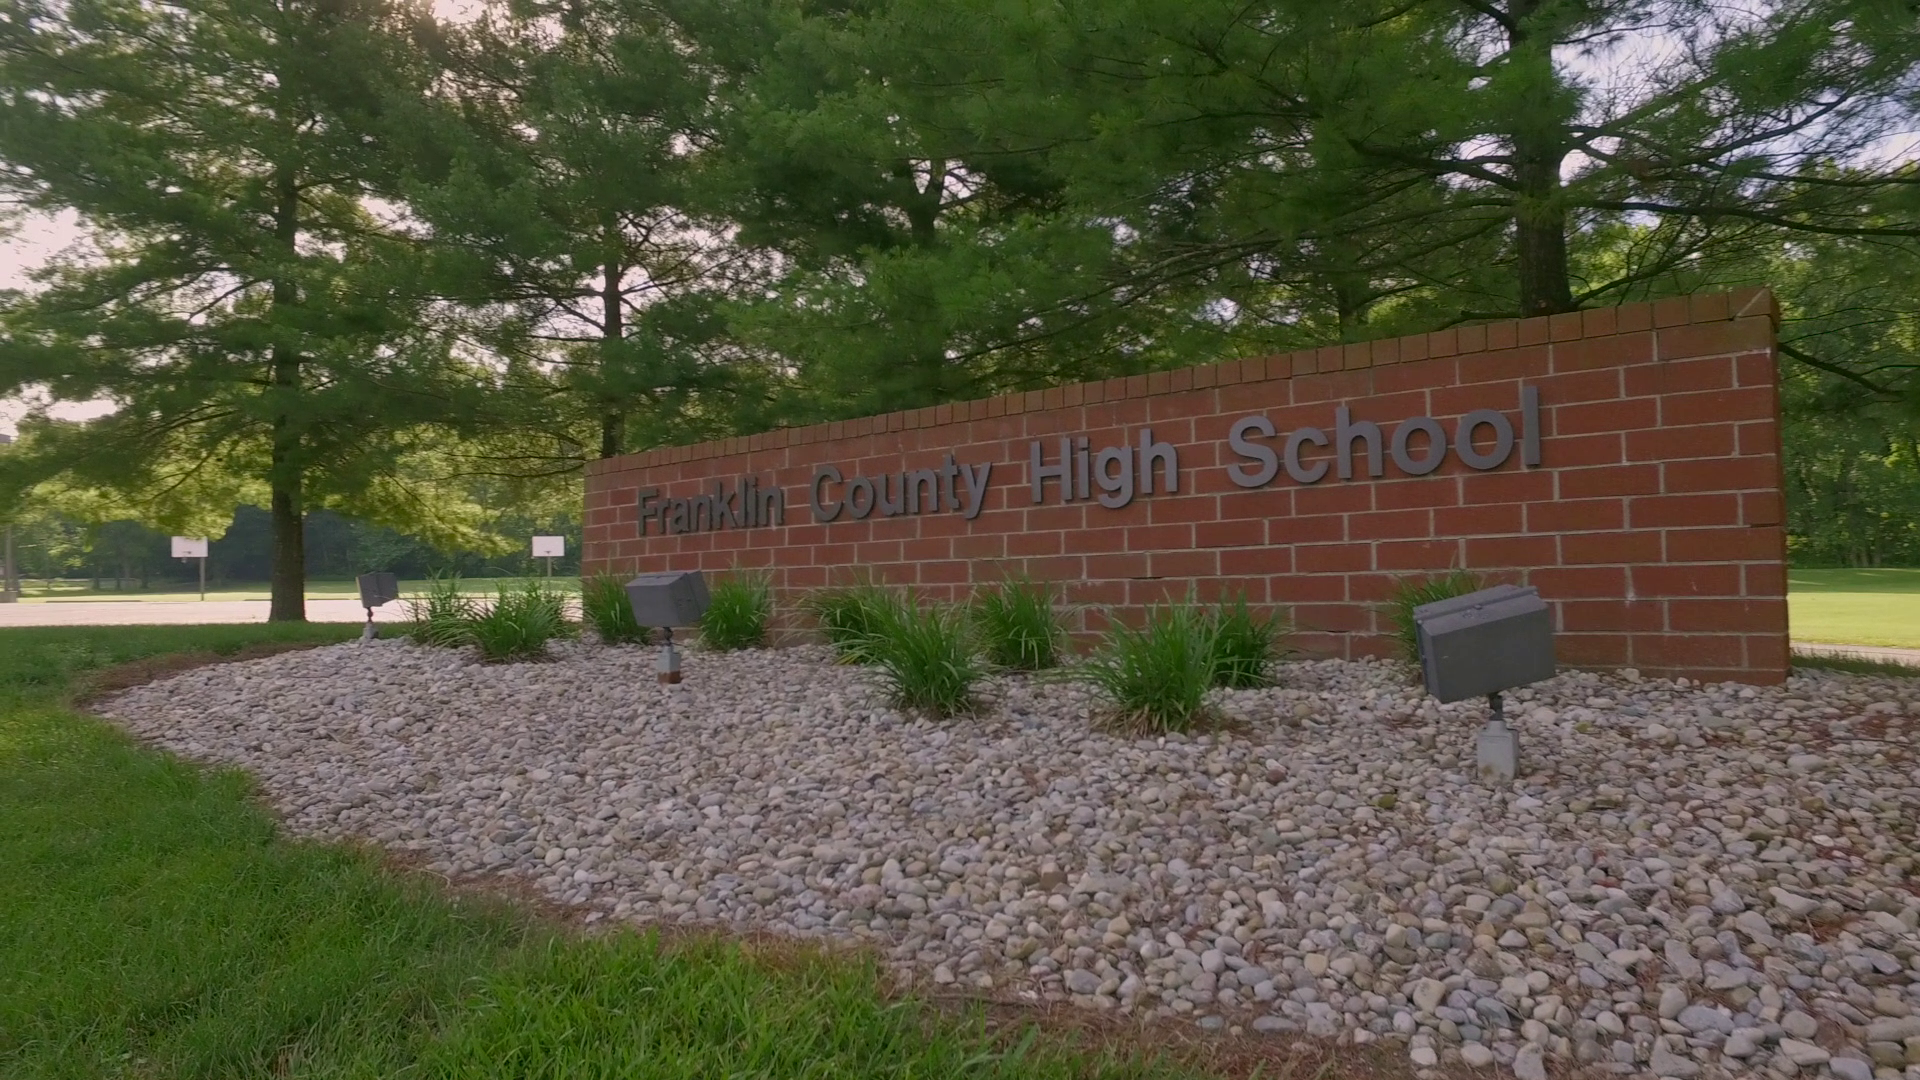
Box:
624, 570, 711, 684
1412, 583, 1556, 785
355, 572, 400, 642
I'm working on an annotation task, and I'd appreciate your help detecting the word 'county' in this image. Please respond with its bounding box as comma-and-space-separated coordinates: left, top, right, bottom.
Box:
811, 454, 993, 522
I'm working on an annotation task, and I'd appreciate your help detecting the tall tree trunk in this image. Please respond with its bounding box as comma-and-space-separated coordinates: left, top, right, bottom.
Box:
269, 462, 304, 619
1514, 150, 1573, 316
904, 160, 945, 247
900, 162, 954, 403
1506, 0, 1576, 317
1328, 259, 1373, 342
599, 413, 622, 459
268, 163, 306, 622
600, 253, 624, 459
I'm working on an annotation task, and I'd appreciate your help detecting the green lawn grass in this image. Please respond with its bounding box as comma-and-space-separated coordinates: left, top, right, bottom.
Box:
0, 624, 1219, 1080
1787, 568, 1920, 650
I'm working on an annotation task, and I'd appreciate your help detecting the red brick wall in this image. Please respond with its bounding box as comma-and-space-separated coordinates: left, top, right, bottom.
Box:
584, 288, 1789, 683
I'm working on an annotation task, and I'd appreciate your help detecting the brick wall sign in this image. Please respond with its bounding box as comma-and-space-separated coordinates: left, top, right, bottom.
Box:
584, 288, 1789, 683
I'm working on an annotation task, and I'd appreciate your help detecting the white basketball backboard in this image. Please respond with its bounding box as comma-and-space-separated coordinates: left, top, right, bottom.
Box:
531, 535, 565, 558
171, 536, 208, 559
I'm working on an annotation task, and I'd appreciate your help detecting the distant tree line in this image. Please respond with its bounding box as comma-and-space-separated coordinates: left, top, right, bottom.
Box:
1784, 402, 1920, 567
0, 0, 1914, 616
9, 506, 582, 590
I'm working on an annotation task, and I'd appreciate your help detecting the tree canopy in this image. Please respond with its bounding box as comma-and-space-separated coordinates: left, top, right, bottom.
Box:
0, 0, 497, 615
0, 0, 1915, 606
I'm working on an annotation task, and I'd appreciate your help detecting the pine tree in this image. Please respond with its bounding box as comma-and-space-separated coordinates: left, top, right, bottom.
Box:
398, 0, 762, 462
0, 0, 485, 619
963, 0, 1920, 319
673, 0, 1180, 420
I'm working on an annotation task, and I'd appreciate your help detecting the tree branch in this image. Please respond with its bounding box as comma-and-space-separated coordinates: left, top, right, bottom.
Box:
1780, 341, 1892, 397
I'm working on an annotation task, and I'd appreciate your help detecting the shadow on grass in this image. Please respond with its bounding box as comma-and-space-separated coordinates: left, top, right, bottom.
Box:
0, 623, 360, 696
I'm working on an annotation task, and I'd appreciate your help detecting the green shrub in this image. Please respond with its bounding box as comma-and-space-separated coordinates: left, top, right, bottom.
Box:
405, 572, 478, 648
1208, 593, 1288, 688
851, 592, 982, 717
802, 582, 895, 661
700, 572, 773, 651
970, 577, 1065, 671
1079, 598, 1219, 733
580, 573, 650, 645
1383, 570, 1486, 664
469, 580, 574, 662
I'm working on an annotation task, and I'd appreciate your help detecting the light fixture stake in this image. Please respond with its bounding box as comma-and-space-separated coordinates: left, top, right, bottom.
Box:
1476, 691, 1517, 785
657, 626, 682, 685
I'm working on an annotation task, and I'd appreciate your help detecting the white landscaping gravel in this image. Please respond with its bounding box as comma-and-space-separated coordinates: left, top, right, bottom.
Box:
98, 640, 1920, 1080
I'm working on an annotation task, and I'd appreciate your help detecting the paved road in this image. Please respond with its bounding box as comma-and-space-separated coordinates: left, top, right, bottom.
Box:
1791, 642, 1920, 666
0, 599, 403, 626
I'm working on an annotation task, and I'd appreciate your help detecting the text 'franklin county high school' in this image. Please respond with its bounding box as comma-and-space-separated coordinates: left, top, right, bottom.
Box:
634, 387, 1543, 537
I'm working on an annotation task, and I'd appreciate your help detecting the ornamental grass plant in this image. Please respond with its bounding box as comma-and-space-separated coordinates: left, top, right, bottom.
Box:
802, 581, 895, 661
1079, 597, 1219, 734
1384, 569, 1486, 665
580, 573, 649, 645
700, 572, 773, 650
469, 580, 573, 663
1207, 593, 1289, 689
405, 571, 479, 649
970, 576, 1066, 671
850, 591, 982, 717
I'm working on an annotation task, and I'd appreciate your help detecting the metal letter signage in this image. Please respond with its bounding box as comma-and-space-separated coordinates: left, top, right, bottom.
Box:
634, 385, 1544, 534
1230, 386, 1541, 490
639, 477, 786, 537
813, 454, 990, 523
1028, 429, 1176, 509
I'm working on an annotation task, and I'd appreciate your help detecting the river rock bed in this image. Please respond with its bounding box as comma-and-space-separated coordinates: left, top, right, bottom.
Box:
99, 641, 1920, 1080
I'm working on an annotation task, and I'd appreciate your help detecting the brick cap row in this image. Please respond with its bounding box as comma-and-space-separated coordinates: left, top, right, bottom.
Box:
585, 288, 1780, 476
